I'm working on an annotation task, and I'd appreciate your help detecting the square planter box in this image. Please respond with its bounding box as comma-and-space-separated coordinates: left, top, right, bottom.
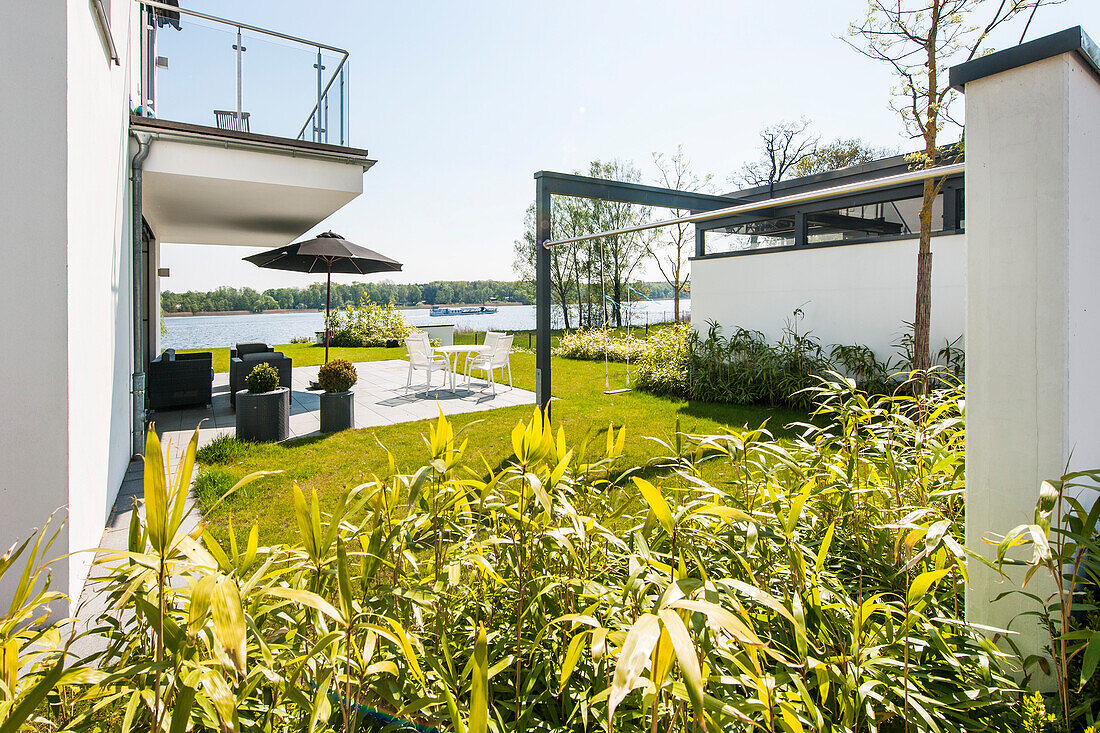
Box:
320, 390, 355, 433
235, 387, 289, 442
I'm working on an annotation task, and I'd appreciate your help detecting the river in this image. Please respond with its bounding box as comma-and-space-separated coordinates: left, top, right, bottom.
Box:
161, 299, 690, 349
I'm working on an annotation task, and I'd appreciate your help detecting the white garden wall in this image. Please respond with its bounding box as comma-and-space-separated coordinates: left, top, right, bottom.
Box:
690, 234, 966, 364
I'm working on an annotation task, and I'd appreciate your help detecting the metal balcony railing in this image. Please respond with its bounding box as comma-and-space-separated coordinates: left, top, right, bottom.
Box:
137, 1, 350, 146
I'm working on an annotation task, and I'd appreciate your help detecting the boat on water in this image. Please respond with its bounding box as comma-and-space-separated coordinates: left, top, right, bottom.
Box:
429, 305, 499, 317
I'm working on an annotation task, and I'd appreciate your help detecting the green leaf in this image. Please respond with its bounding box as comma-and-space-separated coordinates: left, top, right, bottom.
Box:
0, 656, 66, 733
291, 482, 317, 560
907, 569, 951, 606
690, 505, 754, 524
211, 577, 247, 675
143, 429, 168, 552
816, 522, 835, 573
669, 599, 764, 647
442, 686, 466, 733
608, 613, 661, 720
1080, 630, 1100, 683
336, 539, 354, 624
167, 684, 196, 733
633, 477, 673, 533
658, 609, 704, 717
266, 587, 343, 624
469, 624, 488, 733
559, 630, 587, 693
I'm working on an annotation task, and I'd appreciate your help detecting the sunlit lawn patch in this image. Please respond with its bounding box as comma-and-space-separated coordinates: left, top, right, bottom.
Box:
197, 352, 808, 545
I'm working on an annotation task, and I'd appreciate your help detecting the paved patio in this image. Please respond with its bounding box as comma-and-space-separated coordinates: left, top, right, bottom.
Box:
152, 358, 534, 467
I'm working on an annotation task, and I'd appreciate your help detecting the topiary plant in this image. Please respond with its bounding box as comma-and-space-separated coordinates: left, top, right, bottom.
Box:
317, 359, 357, 393
245, 362, 281, 393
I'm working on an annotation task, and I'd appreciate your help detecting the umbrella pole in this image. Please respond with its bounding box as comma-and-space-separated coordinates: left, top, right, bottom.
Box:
325, 260, 332, 364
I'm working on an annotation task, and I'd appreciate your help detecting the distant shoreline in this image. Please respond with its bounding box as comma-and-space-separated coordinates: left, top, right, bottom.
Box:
163, 302, 531, 317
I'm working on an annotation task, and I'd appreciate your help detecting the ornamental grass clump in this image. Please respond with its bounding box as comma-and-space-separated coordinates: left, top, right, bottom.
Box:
6, 377, 1083, 731
244, 362, 280, 393
636, 313, 963, 409
318, 359, 357, 393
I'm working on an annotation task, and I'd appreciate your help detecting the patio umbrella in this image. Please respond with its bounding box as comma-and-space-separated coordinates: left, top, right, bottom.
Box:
243, 231, 402, 364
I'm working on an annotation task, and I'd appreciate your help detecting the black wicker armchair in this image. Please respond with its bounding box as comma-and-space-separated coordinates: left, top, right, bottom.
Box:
147, 350, 213, 410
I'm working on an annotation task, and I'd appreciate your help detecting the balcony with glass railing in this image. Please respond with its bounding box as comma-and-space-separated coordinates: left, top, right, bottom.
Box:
137, 1, 350, 146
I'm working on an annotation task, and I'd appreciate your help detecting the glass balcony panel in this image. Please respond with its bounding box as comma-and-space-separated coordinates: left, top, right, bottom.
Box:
141, 5, 349, 145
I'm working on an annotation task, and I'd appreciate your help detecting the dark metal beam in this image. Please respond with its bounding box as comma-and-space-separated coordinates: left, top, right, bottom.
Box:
809, 211, 903, 235
793, 212, 808, 246
694, 181, 948, 232
942, 184, 961, 231
534, 170, 745, 211
535, 176, 552, 415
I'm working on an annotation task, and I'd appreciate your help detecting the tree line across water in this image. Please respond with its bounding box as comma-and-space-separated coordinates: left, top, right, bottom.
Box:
160, 279, 677, 314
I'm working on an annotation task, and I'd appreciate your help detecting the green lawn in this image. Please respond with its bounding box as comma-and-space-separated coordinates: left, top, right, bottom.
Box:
195, 342, 807, 546
178, 326, 650, 373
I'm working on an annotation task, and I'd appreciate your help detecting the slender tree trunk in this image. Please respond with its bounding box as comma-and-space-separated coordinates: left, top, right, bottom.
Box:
558, 286, 571, 330
573, 246, 583, 329
913, 177, 935, 375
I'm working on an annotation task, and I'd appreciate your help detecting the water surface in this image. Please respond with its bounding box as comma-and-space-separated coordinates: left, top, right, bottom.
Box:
162, 300, 690, 349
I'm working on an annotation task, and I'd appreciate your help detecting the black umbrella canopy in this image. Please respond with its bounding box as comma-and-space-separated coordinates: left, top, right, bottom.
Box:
243, 231, 403, 275
243, 231, 403, 365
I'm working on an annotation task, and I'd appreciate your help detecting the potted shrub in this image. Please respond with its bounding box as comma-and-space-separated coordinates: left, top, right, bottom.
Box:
318, 359, 357, 433
235, 363, 289, 442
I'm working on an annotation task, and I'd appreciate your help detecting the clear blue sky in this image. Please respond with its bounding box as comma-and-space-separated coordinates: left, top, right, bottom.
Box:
161, 0, 1100, 292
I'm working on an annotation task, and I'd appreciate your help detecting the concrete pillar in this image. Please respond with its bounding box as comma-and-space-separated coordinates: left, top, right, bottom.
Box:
953, 27, 1100, 677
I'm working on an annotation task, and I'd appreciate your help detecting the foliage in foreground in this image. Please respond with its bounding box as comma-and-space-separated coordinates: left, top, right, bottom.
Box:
3, 376, 1058, 732
989, 471, 1100, 731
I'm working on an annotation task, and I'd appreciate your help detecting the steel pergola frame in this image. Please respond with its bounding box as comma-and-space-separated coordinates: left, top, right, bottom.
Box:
533, 171, 744, 413
532, 162, 965, 414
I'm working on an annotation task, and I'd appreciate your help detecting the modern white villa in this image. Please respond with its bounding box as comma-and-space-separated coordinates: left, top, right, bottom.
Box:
0, 1, 373, 607
1, 0, 1099, 681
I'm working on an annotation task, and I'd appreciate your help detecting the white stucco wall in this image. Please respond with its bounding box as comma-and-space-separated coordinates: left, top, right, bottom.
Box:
0, 0, 136, 607
690, 234, 966, 364
964, 51, 1100, 676
63, 0, 137, 601
0, 2, 72, 604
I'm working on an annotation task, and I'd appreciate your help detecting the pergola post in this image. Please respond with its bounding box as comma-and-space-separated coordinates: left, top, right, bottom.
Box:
535, 175, 552, 415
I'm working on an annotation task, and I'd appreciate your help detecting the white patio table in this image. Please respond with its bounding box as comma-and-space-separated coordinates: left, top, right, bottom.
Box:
432, 344, 490, 392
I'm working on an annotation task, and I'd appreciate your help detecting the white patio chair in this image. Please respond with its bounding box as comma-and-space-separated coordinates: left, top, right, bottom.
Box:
463, 331, 504, 379
405, 335, 452, 394
466, 334, 513, 394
